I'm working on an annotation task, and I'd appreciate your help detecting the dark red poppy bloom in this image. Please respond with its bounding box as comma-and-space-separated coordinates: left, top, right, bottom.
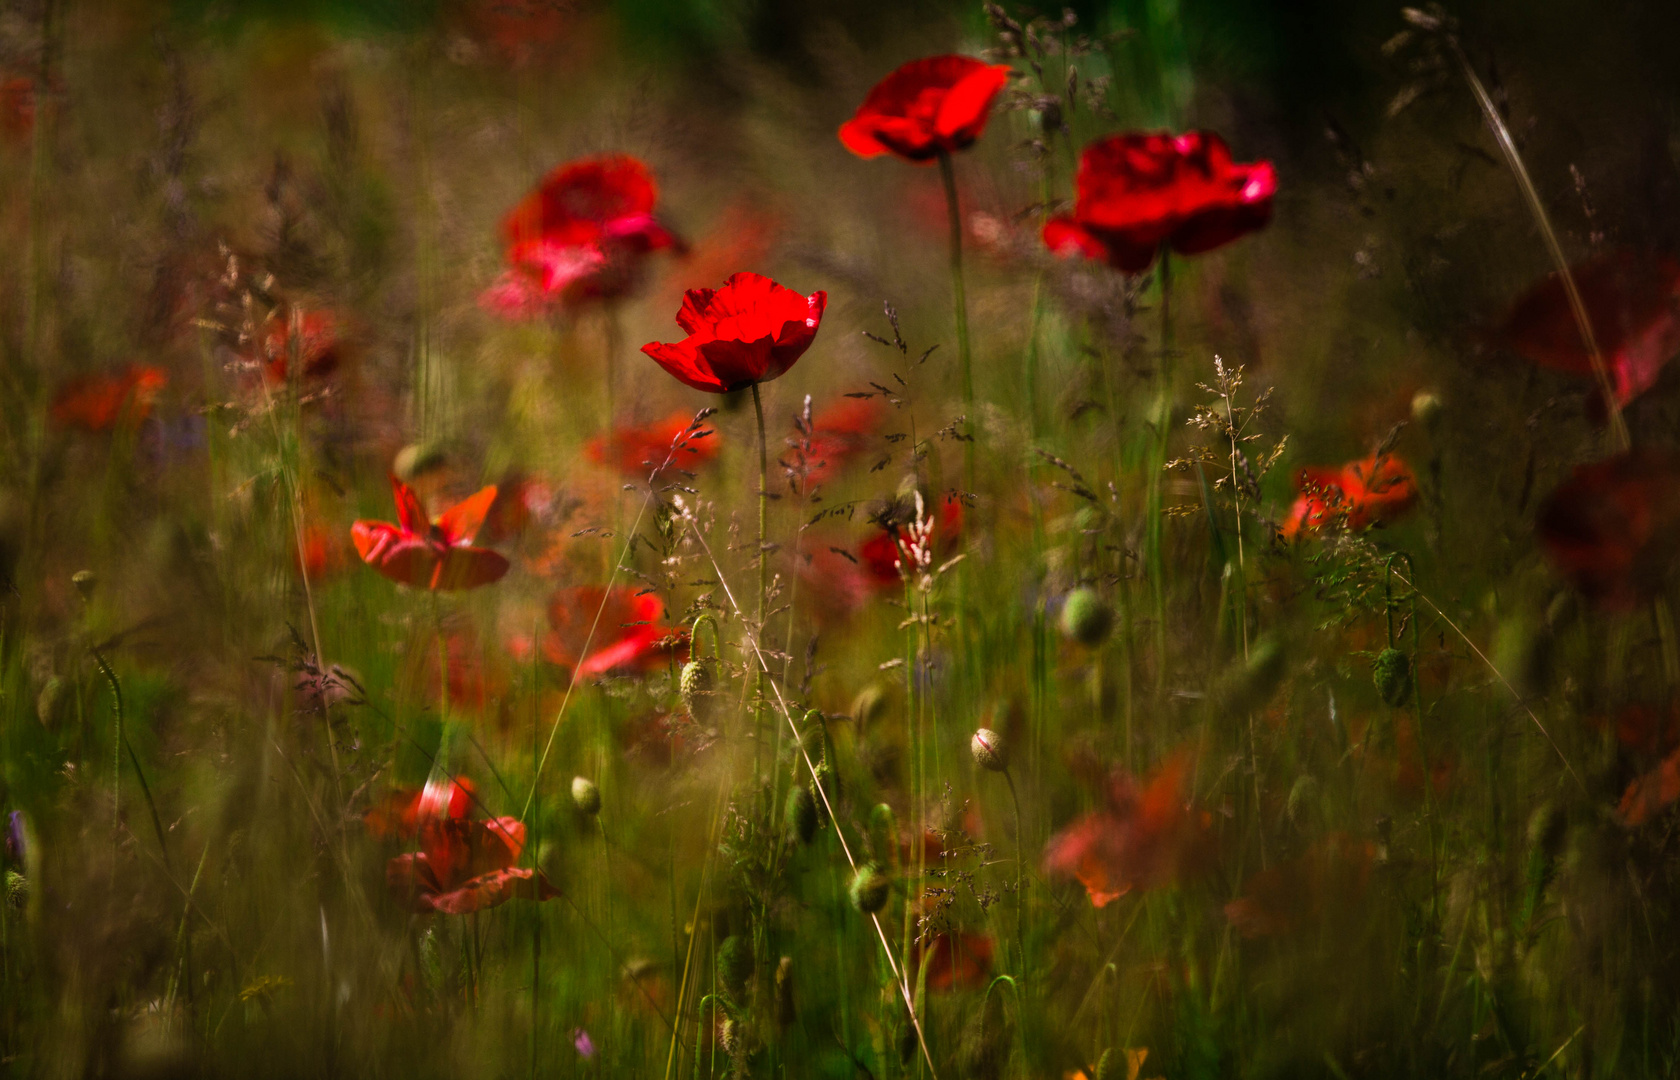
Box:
1281, 453, 1419, 540
859, 494, 963, 585
641, 272, 826, 394
51, 365, 168, 431
351, 477, 511, 591
1043, 754, 1213, 908
1536, 449, 1680, 611
839, 55, 1012, 163
587, 410, 720, 479
258, 308, 342, 384
294, 521, 347, 581
1499, 251, 1680, 415
485, 155, 683, 316
911, 932, 994, 992
0, 76, 33, 140
386, 811, 558, 914
365, 775, 477, 840
1043, 131, 1277, 274
542, 586, 685, 678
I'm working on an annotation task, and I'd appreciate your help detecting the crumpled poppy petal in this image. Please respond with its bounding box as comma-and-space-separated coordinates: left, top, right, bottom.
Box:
351, 522, 439, 587
426, 867, 561, 914
389, 476, 429, 534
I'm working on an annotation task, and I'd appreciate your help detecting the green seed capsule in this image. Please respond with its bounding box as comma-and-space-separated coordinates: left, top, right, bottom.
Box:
679, 659, 715, 721
1060, 588, 1113, 646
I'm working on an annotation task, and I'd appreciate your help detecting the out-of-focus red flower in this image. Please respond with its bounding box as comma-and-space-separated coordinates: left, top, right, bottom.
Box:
351, 476, 511, 591
258, 308, 342, 384
1499, 251, 1680, 415
387, 814, 559, 914
911, 931, 993, 992
1621, 747, 1680, 826
859, 494, 964, 585
0, 76, 33, 140
295, 521, 347, 581
51, 365, 168, 431
457, 0, 570, 64
485, 155, 683, 316
542, 586, 684, 678
785, 397, 885, 488
1536, 449, 1680, 611
1223, 833, 1375, 938
587, 411, 720, 480
839, 56, 1012, 163
424, 630, 507, 714
1043, 132, 1277, 274
1043, 754, 1213, 908
1281, 454, 1418, 540
641, 272, 825, 394
365, 775, 477, 840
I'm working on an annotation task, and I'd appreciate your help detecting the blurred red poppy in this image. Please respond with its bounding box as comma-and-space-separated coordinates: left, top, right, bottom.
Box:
839, 56, 1012, 163
1620, 746, 1680, 826
587, 411, 720, 479
642, 272, 826, 393
542, 586, 685, 678
51, 365, 168, 431
351, 476, 511, 591
258, 308, 342, 384
424, 630, 507, 714
480, 474, 556, 544
1536, 449, 1680, 611
295, 521, 347, 581
1281, 453, 1418, 540
365, 775, 477, 840
1043, 132, 1276, 274
859, 494, 964, 585
387, 813, 558, 914
0, 76, 32, 140
485, 155, 683, 316
1043, 754, 1213, 907
1499, 251, 1680, 414
911, 931, 993, 992
786, 397, 885, 488
1223, 833, 1374, 938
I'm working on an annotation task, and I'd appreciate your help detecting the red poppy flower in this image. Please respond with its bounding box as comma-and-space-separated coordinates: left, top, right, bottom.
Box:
586, 410, 720, 479
479, 474, 555, 544
1620, 746, 1680, 826
1043, 754, 1213, 908
387, 814, 558, 914
295, 521, 347, 581
911, 931, 993, 992
1043, 131, 1277, 274
859, 493, 964, 585
1499, 251, 1680, 415
51, 365, 168, 431
542, 586, 685, 678
786, 397, 885, 488
641, 272, 826, 393
485, 155, 683, 316
258, 308, 342, 384
351, 476, 511, 591
838, 56, 1012, 163
1281, 453, 1418, 540
423, 630, 508, 714
0, 76, 32, 140
364, 775, 477, 840
1535, 449, 1680, 611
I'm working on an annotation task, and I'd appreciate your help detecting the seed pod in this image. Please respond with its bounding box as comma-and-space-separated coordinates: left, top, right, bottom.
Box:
785, 785, 817, 845
1060, 588, 1113, 646
716, 934, 753, 998
1372, 648, 1413, 708
849, 864, 890, 914
971, 728, 1008, 772
570, 776, 602, 816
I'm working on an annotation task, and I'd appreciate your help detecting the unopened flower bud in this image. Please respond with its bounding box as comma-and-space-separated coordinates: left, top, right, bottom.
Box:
4, 869, 24, 909
679, 659, 715, 721
1093, 1048, 1115, 1080
570, 776, 601, 816
717, 934, 753, 997
971, 728, 1008, 772
1372, 648, 1413, 708
785, 785, 817, 845
774, 956, 795, 1027
851, 684, 887, 727
71, 570, 97, 601
1060, 588, 1113, 646
849, 864, 890, 914
1411, 389, 1442, 427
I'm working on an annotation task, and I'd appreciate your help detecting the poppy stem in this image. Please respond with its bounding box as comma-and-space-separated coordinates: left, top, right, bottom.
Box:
937, 150, 976, 494
1148, 249, 1173, 693
752, 381, 769, 786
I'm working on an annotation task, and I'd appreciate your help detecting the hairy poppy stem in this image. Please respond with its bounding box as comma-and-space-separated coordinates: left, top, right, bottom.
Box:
937, 151, 976, 493
752, 382, 769, 787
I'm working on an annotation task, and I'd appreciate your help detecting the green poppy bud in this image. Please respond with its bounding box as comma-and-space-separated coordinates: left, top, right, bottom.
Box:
6, 869, 26, 909
717, 934, 753, 997
849, 864, 891, 914
71, 570, 97, 601
679, 659, 715, 721
570, 776, 601, 816
1060, 588, 1113, 646
1372, 648, 1413, 708
970, 728, 1008, 772
785, 785, 817, 845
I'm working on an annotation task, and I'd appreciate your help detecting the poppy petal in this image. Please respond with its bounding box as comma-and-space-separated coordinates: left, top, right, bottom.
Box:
436, 485, 500, 546
431, 546, 511, 591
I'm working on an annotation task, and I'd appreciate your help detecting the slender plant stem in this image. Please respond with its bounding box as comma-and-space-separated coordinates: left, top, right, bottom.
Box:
1148, 251, 1173, 692
937, 151, 976, 494
752, 382, 769, 793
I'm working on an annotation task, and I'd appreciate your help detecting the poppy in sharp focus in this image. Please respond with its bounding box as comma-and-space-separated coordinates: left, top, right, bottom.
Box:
1043, 754, 1213, 908
1499, 251, 1680, 415
587, 410, 720, 480
839, 55, 1012, 163
1536, 449, 1680, 611
1281, 453, 1418, 540
641, 272, 826, 394
351, 476, 511, 591
542, 586, 685, 678
485, 155, 684, 316
51, 365, 168, 432
1043, 131, 1276, 274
